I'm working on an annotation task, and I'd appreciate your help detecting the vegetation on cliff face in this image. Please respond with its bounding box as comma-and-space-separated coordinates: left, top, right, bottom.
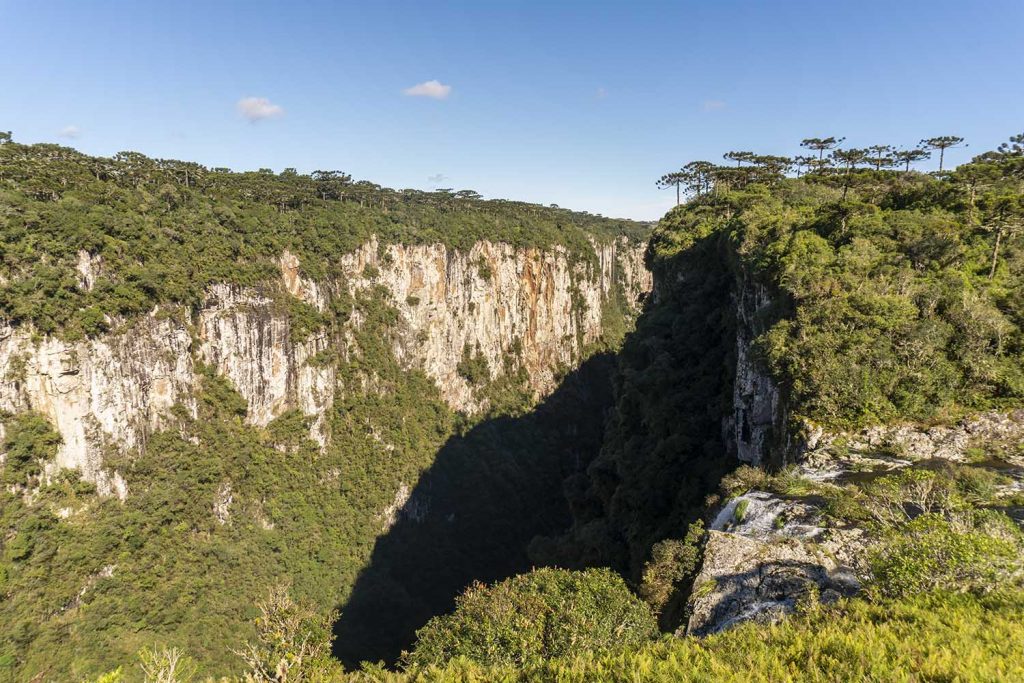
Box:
550, 135, 1024, 587
0, 139, 645, 680
3, 132, 1024, 681
0, 137, 646, 339
653, 136, 1024, 429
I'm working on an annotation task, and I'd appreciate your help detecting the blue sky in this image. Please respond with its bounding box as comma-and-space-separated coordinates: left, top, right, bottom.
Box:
2, 1, 1022, 220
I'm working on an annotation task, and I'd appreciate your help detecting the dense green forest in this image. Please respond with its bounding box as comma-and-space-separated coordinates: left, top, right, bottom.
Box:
3, 132, 1024, 682
0, 137, 645, 681
0, 135, 646, 339
376, 132, 1024, 679
558, 132, 1024, 579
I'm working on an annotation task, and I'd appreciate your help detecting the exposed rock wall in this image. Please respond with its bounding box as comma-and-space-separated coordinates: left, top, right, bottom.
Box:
197, 283, 336, 439
0, 314, 196, 496
0, 237, 650, 494
725, 279, 783, 467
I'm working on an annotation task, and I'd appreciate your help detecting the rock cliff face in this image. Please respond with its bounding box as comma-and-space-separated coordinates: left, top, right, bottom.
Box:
0, 237, 650, 495
725, 279, 783, 467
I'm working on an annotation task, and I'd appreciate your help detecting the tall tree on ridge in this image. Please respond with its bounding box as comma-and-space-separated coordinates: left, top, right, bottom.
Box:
800, 136, 845, 161
867, 145, 895, 171
723, 151, 756, 167
893, 148, 931, 172
750, 155, 793, 183
682, 161, 717, 196
921, 136, 967, 172
792, 155, 816, 177
832, 148, 870, 199
997, 133, 1024, 157
656, 171, 687, 206
832, 148, 870, 171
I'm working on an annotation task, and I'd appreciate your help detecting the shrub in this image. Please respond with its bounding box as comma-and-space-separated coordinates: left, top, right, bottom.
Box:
639, 520, 706, 614
869, 513, 1020, 598
861, 468, 963, 526
1, 412, 61, 485
719, 465, 771, 496
137, 646, 197, 683
455, 344, 490, 386
392, 590, 1024, 682
235, 584, 340, 683
406, 568, 658, 667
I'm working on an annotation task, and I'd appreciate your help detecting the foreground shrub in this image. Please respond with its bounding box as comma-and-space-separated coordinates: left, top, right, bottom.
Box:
870, 513, 1021, 598
235, 584, 340, 683
406, 568, 658, 667
639, 521, 705, 616
381, 590, 1024, 682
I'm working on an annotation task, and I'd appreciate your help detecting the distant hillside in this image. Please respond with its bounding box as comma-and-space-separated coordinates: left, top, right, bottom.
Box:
0, 138, 647, 339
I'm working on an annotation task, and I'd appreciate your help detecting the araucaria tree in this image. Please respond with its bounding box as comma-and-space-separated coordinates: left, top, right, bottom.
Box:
998, 133, 1024, 157
921, 136, 966, 172
792, 155, 817, 176
800, 136, 845, 161
723, 151, 756, 167
656, 171, 687, 205
894, 148, 931, 172
867, 145, 895, 171
832, 148, 870, 171
831, 147, 870, 198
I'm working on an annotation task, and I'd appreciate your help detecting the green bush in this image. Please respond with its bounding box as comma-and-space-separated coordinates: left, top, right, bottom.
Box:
870, 513, 1021, 598
406, 568, 658, 667
639, 520, 705, 616
1, 412, 61, 485
384, 590, 1024, 682
456, 344, 490, 386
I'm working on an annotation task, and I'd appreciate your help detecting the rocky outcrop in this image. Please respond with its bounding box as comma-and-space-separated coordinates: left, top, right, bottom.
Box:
799, 409, 1024, 475
685, 409, 1024, 636
685, 529, 860, 636
0, 237, 649, 494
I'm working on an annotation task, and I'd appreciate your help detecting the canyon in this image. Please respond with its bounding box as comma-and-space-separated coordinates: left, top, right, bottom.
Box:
0, 237, 649, 496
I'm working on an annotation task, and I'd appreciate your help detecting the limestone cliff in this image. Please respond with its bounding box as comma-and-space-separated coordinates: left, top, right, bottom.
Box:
0, 237, 649, 495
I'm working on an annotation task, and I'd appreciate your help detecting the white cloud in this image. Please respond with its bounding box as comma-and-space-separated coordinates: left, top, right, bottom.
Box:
702, 99, 726, 112
237, 97, 285, 122
58, 125, 81, 138
427, 173, 449, 184
403, 80, 452, 100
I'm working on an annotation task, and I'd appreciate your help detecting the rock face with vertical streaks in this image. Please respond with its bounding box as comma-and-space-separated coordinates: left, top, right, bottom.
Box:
0, 237, 650, 493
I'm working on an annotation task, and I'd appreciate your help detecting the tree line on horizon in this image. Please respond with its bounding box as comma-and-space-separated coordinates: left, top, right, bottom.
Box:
0, 129, 627, 222
656, 134, 980, 205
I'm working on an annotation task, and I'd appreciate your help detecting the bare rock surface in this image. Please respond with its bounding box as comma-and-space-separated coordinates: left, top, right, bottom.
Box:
686, 409, 1024, 636
0, 237, 650, 494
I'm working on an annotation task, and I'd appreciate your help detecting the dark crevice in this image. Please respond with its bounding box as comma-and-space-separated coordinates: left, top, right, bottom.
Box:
332, 353, 620, 667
